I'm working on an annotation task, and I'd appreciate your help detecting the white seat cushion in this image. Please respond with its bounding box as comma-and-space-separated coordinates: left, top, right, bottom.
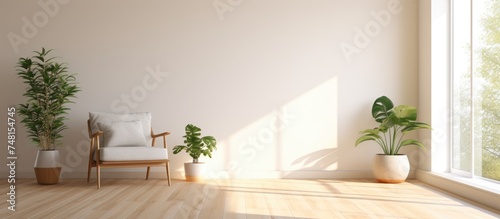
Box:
98, 146, 168, 161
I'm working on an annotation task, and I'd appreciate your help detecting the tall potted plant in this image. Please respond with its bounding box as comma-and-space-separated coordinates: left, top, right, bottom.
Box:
355, 96, 431, 183
173, 124, 217, 182
17, 48, 80, 185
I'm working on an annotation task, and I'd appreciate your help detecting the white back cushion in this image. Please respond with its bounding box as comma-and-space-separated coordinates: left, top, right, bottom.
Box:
97, 120, 147, 147
89, 112, 152, 146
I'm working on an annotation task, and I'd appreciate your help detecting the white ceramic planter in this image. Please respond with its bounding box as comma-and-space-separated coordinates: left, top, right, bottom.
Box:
372, 154, 410, 183
184, 162, 207, 182
34, 150, 62, 185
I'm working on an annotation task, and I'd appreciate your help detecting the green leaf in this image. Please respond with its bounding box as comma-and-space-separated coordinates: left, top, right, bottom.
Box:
15, 48, 79, 149
355, 128, 383, 146
392, 105, 417, 121
371, 96, 394, 123
172, 145, 187, 154
402, 122, 432, 133
174, 124, 218, 160
355, 135, 380, 146
356, 96, 431, 155
400, 139, 426, 150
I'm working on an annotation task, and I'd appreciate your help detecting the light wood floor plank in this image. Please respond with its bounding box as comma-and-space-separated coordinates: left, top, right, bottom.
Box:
50, 183, 128, 218
198, 184, 227, 219
0, 179, 497, 219
149, 200, 184, 219
125, 201, 167, 219
224, 197, 246, 219
99, 201, 142, 219
5, 180, 89, 219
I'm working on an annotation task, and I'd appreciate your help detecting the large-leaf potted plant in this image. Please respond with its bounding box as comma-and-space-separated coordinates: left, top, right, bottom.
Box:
17, 48, 79, 185
355, 96, 431, 183
173, 124, 217, 182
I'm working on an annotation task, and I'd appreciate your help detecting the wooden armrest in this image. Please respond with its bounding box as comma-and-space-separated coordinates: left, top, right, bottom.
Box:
151, 131, 170, 148
152, 131, 170, 138
91, 131, 103, 139
89, 131, 104, 152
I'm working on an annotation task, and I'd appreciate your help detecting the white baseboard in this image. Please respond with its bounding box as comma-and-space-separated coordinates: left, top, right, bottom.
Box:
416, 170, 500, 212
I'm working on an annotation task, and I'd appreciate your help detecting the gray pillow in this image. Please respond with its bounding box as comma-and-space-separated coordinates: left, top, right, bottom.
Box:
89, 112, 152, 146
97, 120, 148, 147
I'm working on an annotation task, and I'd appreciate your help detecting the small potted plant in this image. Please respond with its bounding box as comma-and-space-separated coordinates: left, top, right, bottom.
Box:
355, 96, 431, 183
17, 48, 80, 185
173, 124, 217, 182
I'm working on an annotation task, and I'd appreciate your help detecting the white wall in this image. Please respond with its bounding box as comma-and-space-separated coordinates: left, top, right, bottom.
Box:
0, 0, 419, 179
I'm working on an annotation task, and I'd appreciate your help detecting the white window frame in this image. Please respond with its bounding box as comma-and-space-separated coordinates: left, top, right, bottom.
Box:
449, 0, 499, 183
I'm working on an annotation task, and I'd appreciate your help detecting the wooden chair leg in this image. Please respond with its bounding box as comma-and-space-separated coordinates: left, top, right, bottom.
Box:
166, 161, 171, 186
87, 163, 92, 183
96, 165, 101, 189
146, 167, 151, 180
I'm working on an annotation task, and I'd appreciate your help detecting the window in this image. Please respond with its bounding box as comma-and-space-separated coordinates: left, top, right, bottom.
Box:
451, 0, 500, 182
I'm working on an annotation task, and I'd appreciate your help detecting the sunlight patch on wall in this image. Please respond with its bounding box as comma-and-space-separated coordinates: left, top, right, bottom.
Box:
216, 77, 338, 178
281, 77, 338, 171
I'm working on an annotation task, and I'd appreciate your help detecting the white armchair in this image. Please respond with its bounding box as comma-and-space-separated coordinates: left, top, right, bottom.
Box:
86, 112, 171, 188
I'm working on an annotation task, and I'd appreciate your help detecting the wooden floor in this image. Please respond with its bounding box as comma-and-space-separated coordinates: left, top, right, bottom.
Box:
1, 178, 498, 219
